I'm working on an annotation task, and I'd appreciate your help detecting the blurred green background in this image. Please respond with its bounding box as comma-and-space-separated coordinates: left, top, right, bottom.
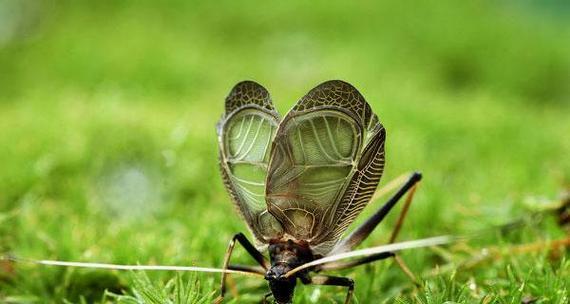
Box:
0, 0, 569, 303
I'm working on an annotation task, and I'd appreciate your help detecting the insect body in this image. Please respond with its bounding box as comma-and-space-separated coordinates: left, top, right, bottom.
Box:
216, 80, 423, 303
1, 80, 452, 304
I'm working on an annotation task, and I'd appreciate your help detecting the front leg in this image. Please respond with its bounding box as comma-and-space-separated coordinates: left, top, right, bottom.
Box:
301, 275, 355, 304
214, 233, 269, 304
261, 292, 272, 304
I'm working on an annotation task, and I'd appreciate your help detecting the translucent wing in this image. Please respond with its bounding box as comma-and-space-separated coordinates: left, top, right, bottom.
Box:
265, 80, 386, 255
218, 81, 284, 245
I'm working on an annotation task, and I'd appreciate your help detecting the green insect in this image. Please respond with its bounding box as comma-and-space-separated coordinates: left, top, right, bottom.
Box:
216, 80, 428, 303
2, 80, 451, 304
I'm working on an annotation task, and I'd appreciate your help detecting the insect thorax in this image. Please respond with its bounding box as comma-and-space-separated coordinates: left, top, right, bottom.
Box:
268, 239, 315, 268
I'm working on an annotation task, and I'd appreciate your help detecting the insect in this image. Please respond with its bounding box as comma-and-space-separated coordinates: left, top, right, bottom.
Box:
216, 80, 429, 303
1, 80, 452, 303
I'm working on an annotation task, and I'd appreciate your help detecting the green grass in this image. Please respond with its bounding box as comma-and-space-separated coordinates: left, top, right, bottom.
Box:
1, 0, 569, 303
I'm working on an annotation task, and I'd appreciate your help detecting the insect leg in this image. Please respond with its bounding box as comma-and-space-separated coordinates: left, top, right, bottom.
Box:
227, 264, 265, 274
392, 255, 419, 286
316, 252, 394, 272
262, 292, 272, 304
384, 181, 421, 285
214, 233, 269, 304
301, 275, 355, 304
332, 172, 422, 253
387, 179, 419, 243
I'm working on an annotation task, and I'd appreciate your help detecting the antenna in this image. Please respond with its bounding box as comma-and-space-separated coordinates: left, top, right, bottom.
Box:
285, 235, 454, 277
2, 255, 263, 277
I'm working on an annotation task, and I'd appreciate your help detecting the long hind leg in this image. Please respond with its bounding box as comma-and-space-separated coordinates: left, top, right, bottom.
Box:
332, 172, 422, 253
330, 172, 422, 284
386, 184, 421, 284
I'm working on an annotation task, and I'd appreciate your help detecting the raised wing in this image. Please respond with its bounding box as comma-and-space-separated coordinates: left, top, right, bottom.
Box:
218, 81, 284, 245
265, 80, 385, 255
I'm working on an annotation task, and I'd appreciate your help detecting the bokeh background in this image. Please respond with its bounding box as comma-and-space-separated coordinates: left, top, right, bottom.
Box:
1, 0, 569, 303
